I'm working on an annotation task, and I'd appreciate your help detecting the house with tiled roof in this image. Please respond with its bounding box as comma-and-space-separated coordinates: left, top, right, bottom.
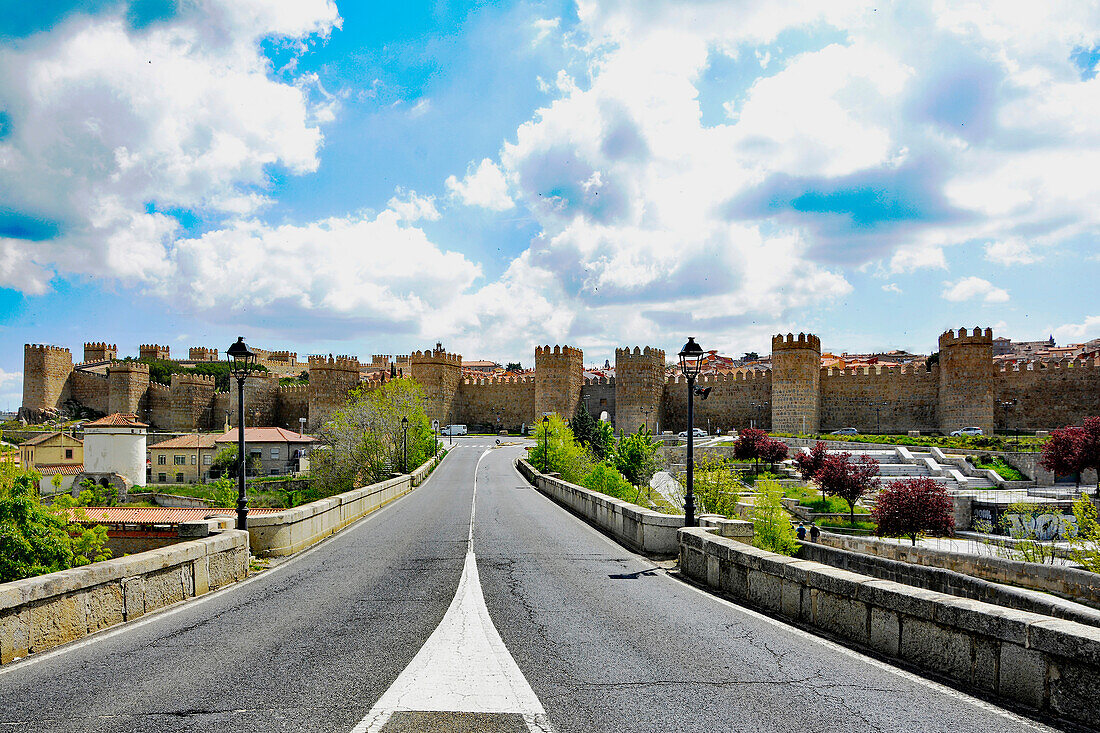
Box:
214, 427, 315, 477
19, 431, 83, 475
148, 433, 218, 484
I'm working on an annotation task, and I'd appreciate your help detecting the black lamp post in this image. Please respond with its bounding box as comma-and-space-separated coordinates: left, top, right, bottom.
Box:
1001, 399, 1018, 450
227, 336, 255, 530
402, 416, 409, 473
541, 415, 550, 473
679, 337, 705, 527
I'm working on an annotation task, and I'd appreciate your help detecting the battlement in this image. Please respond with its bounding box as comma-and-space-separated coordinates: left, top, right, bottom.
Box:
25, 343, 72, 356
308, 354, 361, 370
822, 363, 936, 378
147, 381, 170, 394
278, 383, 309, 396
535, 344, 583, 359
267, 350, 297, 362
614, 346, 665, 359
171, 372, 217, 386
584, 375, 615, 386
462, 375, 535, 386
771, 332, 821, 352
84, 342, 115, 349
998, 357, 1100, 373
411, 348, 462, 365
371, 354, 392, 365
109, 361, 149, 373
939, 326, 993, 348
139, 344, 170, 360
666, 369, 768, 385
188, 347, 219, 361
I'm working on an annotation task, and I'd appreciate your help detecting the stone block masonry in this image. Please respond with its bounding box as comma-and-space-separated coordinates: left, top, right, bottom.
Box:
534, 344, 583, 423
679, 527, 1100, 728
0, 529, 248, 665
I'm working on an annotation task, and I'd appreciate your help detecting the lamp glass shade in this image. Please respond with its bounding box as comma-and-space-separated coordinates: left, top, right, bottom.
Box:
678, 337, 705, 379
227, 336, 256, 379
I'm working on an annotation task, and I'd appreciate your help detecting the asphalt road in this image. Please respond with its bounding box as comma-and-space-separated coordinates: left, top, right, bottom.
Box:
0, 438, 1061, 732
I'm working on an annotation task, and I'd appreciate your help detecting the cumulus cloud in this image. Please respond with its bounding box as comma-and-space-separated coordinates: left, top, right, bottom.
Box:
387, 189, 441, 222
0, 0, 339, 292
984, 238, 1040, 265
1053, 315, 1100, 344
0, 367, 22, 410
446, 159, 514, 211
941, 276, 1010, 303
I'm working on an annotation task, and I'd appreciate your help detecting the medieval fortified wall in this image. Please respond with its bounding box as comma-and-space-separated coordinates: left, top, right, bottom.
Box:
20, 328, 1100, 435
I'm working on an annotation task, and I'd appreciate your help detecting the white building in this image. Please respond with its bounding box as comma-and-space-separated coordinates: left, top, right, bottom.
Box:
82, 413, 148, 489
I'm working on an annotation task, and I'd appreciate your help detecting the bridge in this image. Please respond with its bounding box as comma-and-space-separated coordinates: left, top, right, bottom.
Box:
0, 439, 1059, 732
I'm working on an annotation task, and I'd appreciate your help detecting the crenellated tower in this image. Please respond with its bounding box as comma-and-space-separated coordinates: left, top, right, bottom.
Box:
230, 370, 281, 428
169, 372, 217, 431
615, 346, 664, 432
534, 344, 583, 422
938, 327, 995, 435
107, 361, 150, 415
21, 344, 74, 419
307, 354, 362, 429
139, 344, 170, 361
83, 342, 117, 362
411, 343, 462, 427
771, 332, 821, 434
188, 346, 219, 361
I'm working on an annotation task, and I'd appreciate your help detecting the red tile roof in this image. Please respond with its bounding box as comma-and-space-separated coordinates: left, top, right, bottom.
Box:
85, 413, 148, 428
150, 434, 217, 449
37, 463, 84, 475
215, 428, 316, 444
21, 432, 83, 446
70, 507, 284, 524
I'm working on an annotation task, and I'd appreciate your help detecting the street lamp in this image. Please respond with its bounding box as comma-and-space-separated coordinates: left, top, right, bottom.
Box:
678, 337, 705, 527
227, 336, 255, 531
642, 407, 651, 434
541, 415, 550, 473
1001, 399, 1018, 450
402, 416, 409, 473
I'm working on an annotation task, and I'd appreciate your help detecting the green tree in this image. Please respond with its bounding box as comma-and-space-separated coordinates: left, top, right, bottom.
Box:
692, 455, 742, 517
1068, 495, 1100, 573
581, 462, 634, 501
211, 444, 261, 479
613, 425, 659, 488
751, 477, 799, 555
529, 414, 592, 483
0, 463, 110, 583
505, 362, 523, 372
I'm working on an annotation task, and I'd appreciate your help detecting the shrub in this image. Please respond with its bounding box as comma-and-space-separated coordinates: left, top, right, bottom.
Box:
581, 462, 635, 501
751, 477, 799, 555
793, 441, 828, 481
872, 477, 954, 545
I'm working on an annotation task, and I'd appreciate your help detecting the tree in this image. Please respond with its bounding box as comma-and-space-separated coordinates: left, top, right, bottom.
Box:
570, 403, 599, 455
613, 425, 659, 488
872, 477, 954, 545
793, 441, 829, 481
733, 428, 769, 473
505, 362, 523, 372
529, 414, 592, 483
1040, 426, 1086, 488
742, 351, 760, 362
815, 452, 880, 526
211, 444, 261, 479
1068, 495, 1100, 573
0, 463, 110, 583
758, 438, 789, 468
751, 477, 799, 555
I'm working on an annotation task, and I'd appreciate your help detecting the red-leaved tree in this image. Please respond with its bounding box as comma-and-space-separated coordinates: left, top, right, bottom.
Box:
1041, 417, 1100, 494
793, 441, 829, 481
873, 477, 955, 545
758, 438, 789, 468
733, 428, 769, 473
815, 452, 880, 525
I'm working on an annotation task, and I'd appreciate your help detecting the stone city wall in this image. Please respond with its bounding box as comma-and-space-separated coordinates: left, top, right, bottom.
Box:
277, 384, 309, 429
581, 376, 615, 423
454, 376, 535, 431
995, 359, 1100, 431
0, 528, 248, 665
820, 364, 940, 433
69, 369, 109, 415
534, 345, 583, 422
662, 370, 771, 434
679, 527, 1100, 728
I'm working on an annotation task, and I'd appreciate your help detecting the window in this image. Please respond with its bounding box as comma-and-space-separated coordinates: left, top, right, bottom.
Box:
158, 473, 166, 482
157, 454, 166, 465
65, 449, 73, 459
174, 455, 186, 465
269, 468, 281, 476
203, 455, 212, 465
175, 472, 184, 483
191, 455, 197, 465
270, 448, 280, 459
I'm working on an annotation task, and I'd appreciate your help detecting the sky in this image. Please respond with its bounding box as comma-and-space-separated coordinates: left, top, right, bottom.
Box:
1, 0, 1100, 408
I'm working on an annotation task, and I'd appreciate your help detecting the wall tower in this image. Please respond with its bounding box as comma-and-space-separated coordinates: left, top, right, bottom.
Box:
21, 344, 73, 418
139, 344, 170, 361
188, 347, 218, 362
307, 354, 362, 429
938, 327, 995, 435
534, 345, 583, 422
169, 372, 217, 431
615, 346, 664, 433
410, 343, 462, 427
107, 361, 150, 415
771, 333, 821, 434
83, 342, 117, 362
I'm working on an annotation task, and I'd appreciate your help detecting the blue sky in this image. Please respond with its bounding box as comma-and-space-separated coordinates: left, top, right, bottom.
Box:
1, 0, 1099, 409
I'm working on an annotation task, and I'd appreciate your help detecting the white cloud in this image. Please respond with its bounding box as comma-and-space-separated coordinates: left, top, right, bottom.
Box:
0, 367, 22, 410
532, 17, 560, 46
1053, 315, 1100, 344
941, 276, 1010, 303
446, 159, 514, 211
984, 238, 1040, 265
0, 0, 339, 292
387, 189, 440, 222
890, 246, 948, 273
409, 98, 431, 118
882, 283, 902, 294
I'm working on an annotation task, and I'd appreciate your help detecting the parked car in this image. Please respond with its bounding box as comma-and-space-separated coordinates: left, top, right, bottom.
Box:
950, 426, 983, 436
678, 428, 708, 438
440, 424, 468, 436
829, 427, 859, 435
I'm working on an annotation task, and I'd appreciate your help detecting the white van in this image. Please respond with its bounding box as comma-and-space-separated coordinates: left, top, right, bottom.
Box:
441, 424, 468, 436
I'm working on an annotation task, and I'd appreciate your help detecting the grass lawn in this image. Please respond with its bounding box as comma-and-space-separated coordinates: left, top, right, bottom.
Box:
771, 431, 1048, 452
969, 456, 1027, 481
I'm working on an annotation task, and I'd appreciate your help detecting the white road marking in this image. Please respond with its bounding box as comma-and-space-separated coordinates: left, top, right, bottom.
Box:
0, 449, 457, 677
352, 447, 551, 733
